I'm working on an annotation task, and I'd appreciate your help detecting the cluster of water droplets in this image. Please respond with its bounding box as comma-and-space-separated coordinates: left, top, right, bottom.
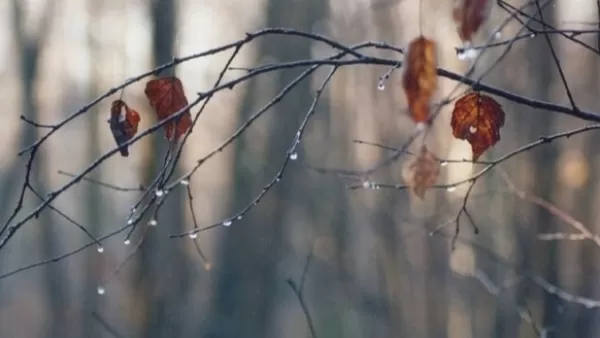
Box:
361, 181, 380, 189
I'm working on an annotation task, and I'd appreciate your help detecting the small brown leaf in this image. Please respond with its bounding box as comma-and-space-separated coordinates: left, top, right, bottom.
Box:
402, 145, 440, 199
450, 92, 505, 160
108, 100, 141, 157
402, 36, 438, 124
144, 76, 192, 141
452, 0, 493, 42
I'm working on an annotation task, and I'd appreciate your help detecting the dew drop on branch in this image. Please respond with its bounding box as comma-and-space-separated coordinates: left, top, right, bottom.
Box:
180, 179, 189, 186
222, 220, 232, 227
97, 246, 104, 253
97, 286, 106, 295
377, 81, 385, 91
457, 48, 478, 61
289, 152, 298, 161
155, 189, 165, 197
148, 219, 157, 227
189, 232, 198, 239
236, 215, 243, 220
440, 161, 448, 167
447, 186, 457, 192
494, 31, 502, 40
127, 219, 133, 225
124, 239, 131, 246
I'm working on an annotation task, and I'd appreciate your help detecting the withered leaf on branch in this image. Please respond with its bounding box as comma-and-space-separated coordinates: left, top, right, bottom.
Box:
402, 145, 440, 200
402, 36, 438, 124
452, 0, 493, 42
450, 92, 505, 161
144, 76, 193, 141
108, 99, 141, 157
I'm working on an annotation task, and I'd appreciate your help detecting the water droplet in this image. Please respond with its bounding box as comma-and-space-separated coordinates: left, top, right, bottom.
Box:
155, 189, 164, 197
130, 207, 136, 213
289, 152, 298, 160
97, 286, 106, 295
222, 220, 232, 227
236, 215, 243, 220
494, 31, 502, 40
530, 33, 536, 38
440, 161, 448, 167
362, 181, 371, 188
148, 219, 157, 227
124, 239, 131, 246
377, 81, 385, 91
275, 177, 281, 182
97, 246, 104, 253
458, 48, 478, 61
180, 179, 189, 186
189, 232, 198, 239
447, 186, 457, 192
127, 219, 133, 225
469, 125, 477, 133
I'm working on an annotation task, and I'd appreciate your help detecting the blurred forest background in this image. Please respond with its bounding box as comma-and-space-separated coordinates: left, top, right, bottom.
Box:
2, 0, 600, 337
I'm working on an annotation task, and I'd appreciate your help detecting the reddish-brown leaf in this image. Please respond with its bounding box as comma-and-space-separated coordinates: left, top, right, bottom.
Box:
109, 99, 141, 157
144, 76, 192, 141
450, 92, 504, 160
452, 0, 493, 42
402, 145, 440, 200
402, 36, 438, 124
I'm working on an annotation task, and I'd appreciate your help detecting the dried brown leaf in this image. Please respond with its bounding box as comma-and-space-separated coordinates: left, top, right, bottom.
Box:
402, 145, 440, 199
450, 92, 505, 160
452, 0, 493, 42
402, 36, 438, 124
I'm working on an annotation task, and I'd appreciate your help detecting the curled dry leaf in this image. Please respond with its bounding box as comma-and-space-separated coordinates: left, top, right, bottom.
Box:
402, 145, 440, 200
452, 0, 493, 42
144, 76, 192, 141
402, 36, 438, 124
108, 99, 141, 157
451, 92, 505, 161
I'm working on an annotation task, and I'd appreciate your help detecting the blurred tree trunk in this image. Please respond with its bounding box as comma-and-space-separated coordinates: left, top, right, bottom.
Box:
11, 1, 67, 337
131, 0, 190, 337
205, 1, 326, 337
82, 0, 104, 336
514, 5, 559, 337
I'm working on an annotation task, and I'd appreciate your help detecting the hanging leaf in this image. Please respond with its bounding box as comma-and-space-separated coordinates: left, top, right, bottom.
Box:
402, 36, 438, 124
402, 145, 440, 200
451, 92, 505, 160
452, 0, 493, 42
108, 99, 141, 157
144, 76, 192, 141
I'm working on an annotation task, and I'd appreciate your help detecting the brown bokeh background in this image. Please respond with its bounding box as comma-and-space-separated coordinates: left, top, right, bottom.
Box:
2, 0, 600, 337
